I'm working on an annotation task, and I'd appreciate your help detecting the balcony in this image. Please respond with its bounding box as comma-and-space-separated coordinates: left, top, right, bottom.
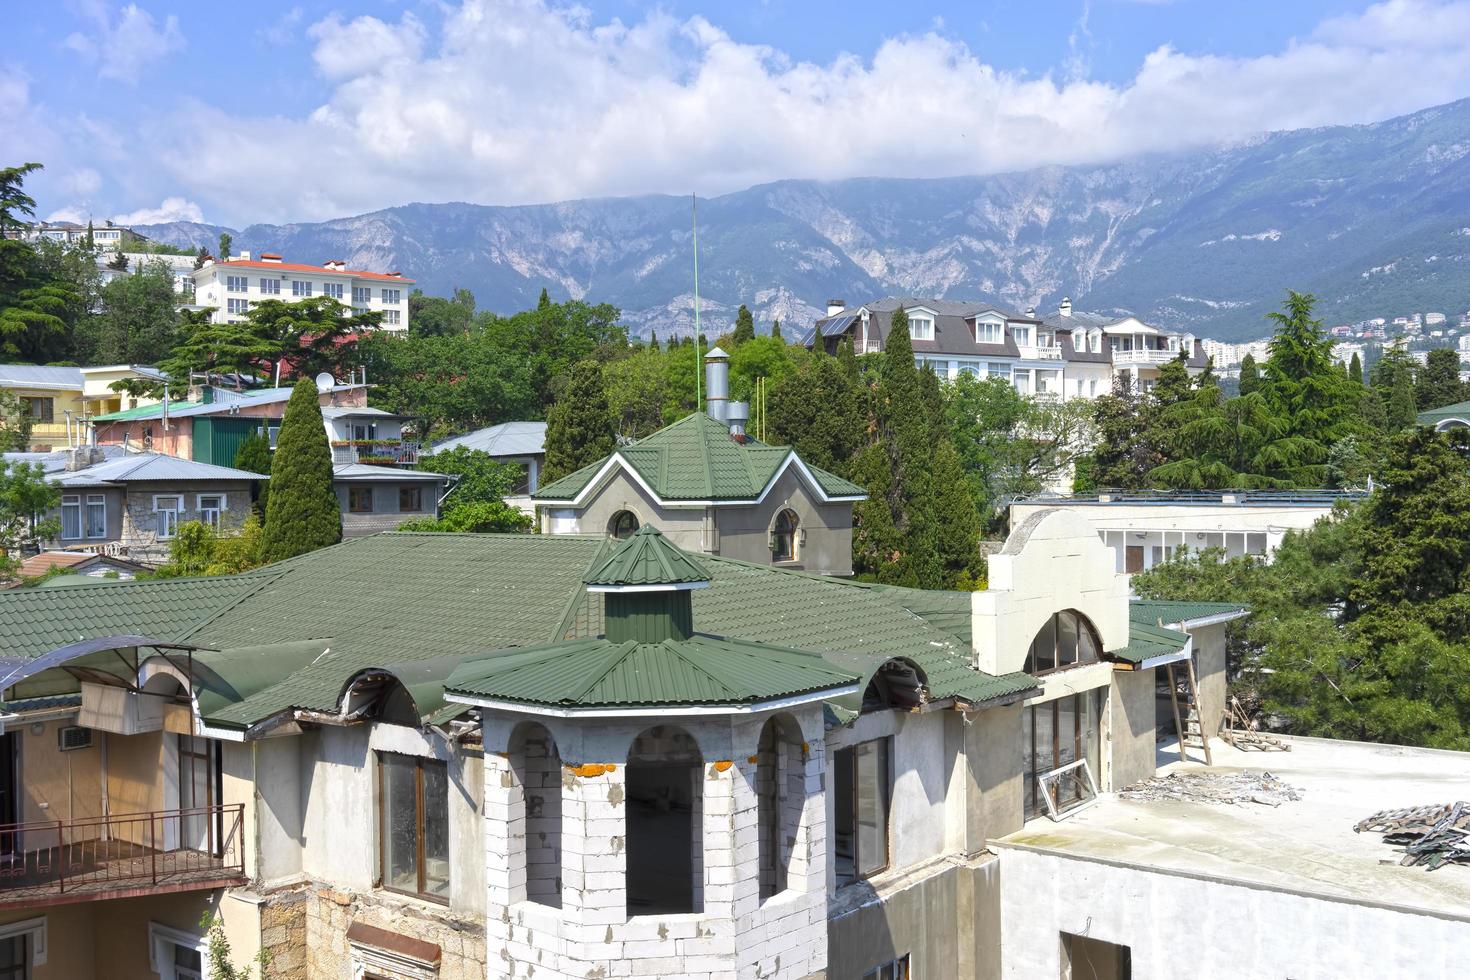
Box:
1017, 344, 1064, 361
331, 440, 420, 466
1113, 348, 1178, 366
0, 804, 245, 908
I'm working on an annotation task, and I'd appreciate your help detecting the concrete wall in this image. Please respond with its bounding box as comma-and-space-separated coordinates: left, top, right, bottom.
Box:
712, 466, 855, 576
336, 478, 443, 538
1190, 622, 1228, 738
1107, 668, 1156, 791
972, 510, 1130, 676
996, 846, 1470, 978
960, 703, 1025, 851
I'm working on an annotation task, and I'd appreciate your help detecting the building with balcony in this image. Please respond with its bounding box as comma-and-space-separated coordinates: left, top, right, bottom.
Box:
802, 297, 1208, 399
323, 407, 419, 467
2, 513, 1466, 978
190, 253, 412, 331
5, 220, 149, 252
0, 365, 167, 451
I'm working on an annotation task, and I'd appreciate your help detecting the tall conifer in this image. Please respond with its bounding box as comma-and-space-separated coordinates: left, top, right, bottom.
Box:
259, 380, 341, 563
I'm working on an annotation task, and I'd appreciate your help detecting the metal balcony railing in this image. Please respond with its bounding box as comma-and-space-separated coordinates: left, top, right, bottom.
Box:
330, 440, 420, 466
0, 804, 245, 906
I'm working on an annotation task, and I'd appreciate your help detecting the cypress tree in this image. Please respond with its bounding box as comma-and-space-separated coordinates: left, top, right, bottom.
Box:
538, 287, 551, 310
732, 305, 754, 346
1348, 352, 1363, 386
1239, 353, 1260, 395
234, 430, 274, 521
836, 336, 859, 382
259, 380, 341, 563
648, 329, 660, 352
1388, 367, 1418, 430
1416, 347, 1465, 410
542, 359, 615, 482
771, 319, 782, 342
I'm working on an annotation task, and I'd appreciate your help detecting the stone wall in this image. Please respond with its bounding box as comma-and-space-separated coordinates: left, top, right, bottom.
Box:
120, 484, 253, 564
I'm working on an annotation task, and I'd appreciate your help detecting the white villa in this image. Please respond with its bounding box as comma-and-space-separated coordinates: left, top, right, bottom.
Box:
191, 252, 413, 331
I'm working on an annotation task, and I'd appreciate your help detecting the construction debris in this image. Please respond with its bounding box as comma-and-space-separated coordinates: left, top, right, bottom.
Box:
1120, 769, 1302, 807
1220, 696, 1292, 752
1355, 803, 1470, 871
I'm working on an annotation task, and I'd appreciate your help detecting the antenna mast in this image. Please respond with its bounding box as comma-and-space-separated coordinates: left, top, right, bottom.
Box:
693, 193, 701, 411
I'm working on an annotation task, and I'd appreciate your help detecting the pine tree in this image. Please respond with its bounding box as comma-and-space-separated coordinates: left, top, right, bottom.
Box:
218, 233, 231, 262
928, 436, 982, 585
1261, 291, 1362, 483
1239, 353, 1261, 395
648, 329, 660, 351
259, 380, 341, 564
836, 336, 859, 382
1416, 347, 1465, 410
766, 354, 861, 475
732, 305, 754, 346
771, 319, 782, 342
234, 430, 273, 521
538, 287, 551, 310
1348, 352, 1363, 386
1388, 366, 1418, 430
542, 359, 615, 482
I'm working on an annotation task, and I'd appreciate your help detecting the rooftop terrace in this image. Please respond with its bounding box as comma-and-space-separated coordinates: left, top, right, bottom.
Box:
995, 736, 1470, 921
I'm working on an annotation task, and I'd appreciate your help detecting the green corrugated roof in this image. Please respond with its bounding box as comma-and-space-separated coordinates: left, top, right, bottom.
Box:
533, 412, 866, 502
446, 634, 858, 710
92, 399, 206, 421
584, 525, 710, 587
1417, 399, 1470, 426
1110, 620, 1191, 665
1129, 600, 1248, 628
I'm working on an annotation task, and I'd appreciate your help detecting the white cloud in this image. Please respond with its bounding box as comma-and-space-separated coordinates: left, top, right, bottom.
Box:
308, 11, 426, 80
129, 0, 1470, 223
64, 1, 185, 83
60, 168, 103, 196
108, 196, 205, 224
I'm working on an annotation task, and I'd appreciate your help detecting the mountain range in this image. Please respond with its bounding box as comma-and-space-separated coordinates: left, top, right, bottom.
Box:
138, 98, 1470, 343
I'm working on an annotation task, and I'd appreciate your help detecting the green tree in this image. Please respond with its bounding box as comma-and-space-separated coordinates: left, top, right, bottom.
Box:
770, 319, 782, 342
729, 335, 799, 439
409, 288, 476, 337
399, 500, 531, 534
233, 430, 273, 519
542, 359, 615, 482
81, 259, 182, 363
1087, 375, 1160, 489
731, 304, 754, 346
202, 912, 269, 980
243, 296, 381, 383
259, 380, 341, 563
1259, 291, 1362, 483
0, 460, 60, 580
604, 348, 669, 440
766, 349, 862, 475
218, 233, 232, 262
155, 518, 264, 578
1415, 347, 1465, 411
1348, 351, 1363, 386
159, 309, 277, 386
357, 330, 536, 441
418, 446, 521, 509
0, 164, 84, 362
1238, 352, 1261, 396
1387, 365, 1418, 431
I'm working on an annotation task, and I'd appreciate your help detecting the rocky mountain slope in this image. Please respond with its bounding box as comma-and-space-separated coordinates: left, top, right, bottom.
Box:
140, 99, 1470, 342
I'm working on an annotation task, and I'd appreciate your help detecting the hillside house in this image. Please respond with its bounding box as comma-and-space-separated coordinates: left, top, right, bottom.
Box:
191, 253, 413, 331
0, 365, 167, 451
431, 421, 546, 514
534, 350, 865, 575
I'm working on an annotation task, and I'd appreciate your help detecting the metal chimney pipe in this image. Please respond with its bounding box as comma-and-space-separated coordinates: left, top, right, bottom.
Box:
704, 347, 730, 422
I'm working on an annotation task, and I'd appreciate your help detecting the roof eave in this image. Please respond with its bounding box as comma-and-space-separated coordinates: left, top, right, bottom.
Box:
442, 682, 861, 718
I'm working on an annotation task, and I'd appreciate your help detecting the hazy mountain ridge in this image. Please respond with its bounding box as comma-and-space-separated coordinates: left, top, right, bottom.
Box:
138, 99, 1470, 342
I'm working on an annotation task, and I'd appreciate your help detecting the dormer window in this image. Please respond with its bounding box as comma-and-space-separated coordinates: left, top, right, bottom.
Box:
973, 319, 1004, 344
908, 316, 934, 342
1012, 325, 1032, 347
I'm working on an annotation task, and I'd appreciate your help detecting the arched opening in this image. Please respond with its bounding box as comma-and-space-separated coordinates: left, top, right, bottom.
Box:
770, 508, 800, 562
608, 510, 640, 540
340, 671, 420, 726
509, 723, 563, 908
756, 714, 804, 900
861, 658, 927, 713
626, 725, 702, 915
1023, 609, 1102, 676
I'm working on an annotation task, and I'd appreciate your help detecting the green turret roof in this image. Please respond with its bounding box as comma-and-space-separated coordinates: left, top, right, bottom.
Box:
533, 412, 866, 503
584, 525, 710, 589
445, 634, 859, 711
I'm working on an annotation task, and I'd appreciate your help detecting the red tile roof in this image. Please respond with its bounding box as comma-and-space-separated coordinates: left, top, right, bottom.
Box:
212, 259, 413, 283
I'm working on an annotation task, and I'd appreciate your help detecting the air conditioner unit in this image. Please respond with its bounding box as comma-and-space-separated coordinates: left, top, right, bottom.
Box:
58, 726, 94, 751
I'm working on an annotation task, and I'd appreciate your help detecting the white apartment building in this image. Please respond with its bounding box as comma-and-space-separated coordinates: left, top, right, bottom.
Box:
804, 296, 1208, 400
191, 252, 413, 331
6, 219, 148, 252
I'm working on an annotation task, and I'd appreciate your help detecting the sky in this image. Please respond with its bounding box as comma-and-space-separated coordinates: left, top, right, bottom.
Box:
7, 0, 1470, 228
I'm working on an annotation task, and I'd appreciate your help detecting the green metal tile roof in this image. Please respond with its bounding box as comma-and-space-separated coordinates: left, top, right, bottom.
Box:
533, 412, 866, 502
1417, 399, 1470, 427
584, 525, 710, 587
1110, 620, 1191, 665
1129, 600, 1248, 628
446, 634, 858, 710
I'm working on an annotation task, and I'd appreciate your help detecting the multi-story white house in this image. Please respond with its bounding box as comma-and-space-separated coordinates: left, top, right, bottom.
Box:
803, 297, 1209, 398
191, 252, 413, 331
5, 220, 149, 252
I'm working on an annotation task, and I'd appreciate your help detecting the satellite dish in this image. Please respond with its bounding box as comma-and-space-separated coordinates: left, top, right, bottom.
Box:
314, 372, 335, 393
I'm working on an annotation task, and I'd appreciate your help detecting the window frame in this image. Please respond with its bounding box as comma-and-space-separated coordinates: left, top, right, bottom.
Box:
375, 752, 451, 904
383, 309, 401, 325
1023, 692, 1100, 821
353, 286, 371, 304
153, 494, 183, 539
61, 494, 82, 540
382, 288, 401, 304
323, 282, 345, 300
1023, 610, 1101, 675
259, 277, 280, 295
225, 275, 248, 293
84, 493, 107, 539
348, 486, 374, 514
973, 318, 1004, 344
907, 316, 934, 342
770, 508, 799, 562
291, 280, 313, 298
833, 737, 892, 886
861, 953, 911, 980
196, 494, 225, 530
226, 298, 250, 316
398, 486, 423, 513
608, 510, 639, 539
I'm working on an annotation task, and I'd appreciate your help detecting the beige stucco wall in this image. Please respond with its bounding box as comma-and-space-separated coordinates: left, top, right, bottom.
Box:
17, 718, 105, 827
1190, 622, 1229, 738
545, 467, 708, 550
711, 465, 855, 576
972, 509, 1130, 675
960, 703, 1025, 850
1108, 668, 1157, 791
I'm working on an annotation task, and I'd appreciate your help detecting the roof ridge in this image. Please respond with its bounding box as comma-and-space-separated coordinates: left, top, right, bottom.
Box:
174, 568, 292, 642
573, 639, 641, 700
664, 637, 742, 698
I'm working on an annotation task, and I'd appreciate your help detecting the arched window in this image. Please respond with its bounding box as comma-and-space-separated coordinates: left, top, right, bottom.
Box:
756, 715, 804, 900
1023, 610, 1102, 675
770, 509, 799, 562
861, 658, 926, 712
608, 510, 640, 540
509, 723, 563, 908
626, 726, 702, 915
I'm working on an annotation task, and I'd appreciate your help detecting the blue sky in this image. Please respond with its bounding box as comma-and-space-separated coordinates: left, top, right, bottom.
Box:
7, 1, 1470, 227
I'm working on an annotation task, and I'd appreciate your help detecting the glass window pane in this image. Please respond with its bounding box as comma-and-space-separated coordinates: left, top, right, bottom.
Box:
1078, 622, 1099, 664
1056, 612, 1079, 667
381, 755, 419, 892
855, 740, 889, 877
1022, 706, 1036, 819
1029, 616, 1056, 673
421, 761, 451, 898
833, 748, 855, 885
1056, 697, 1080, 806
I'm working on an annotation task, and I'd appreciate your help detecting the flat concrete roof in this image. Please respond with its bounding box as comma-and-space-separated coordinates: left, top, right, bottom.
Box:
993, 736, 1470, 920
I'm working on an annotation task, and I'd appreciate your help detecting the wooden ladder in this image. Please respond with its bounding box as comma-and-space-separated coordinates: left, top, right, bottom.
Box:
1166, 657, 1212, 766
